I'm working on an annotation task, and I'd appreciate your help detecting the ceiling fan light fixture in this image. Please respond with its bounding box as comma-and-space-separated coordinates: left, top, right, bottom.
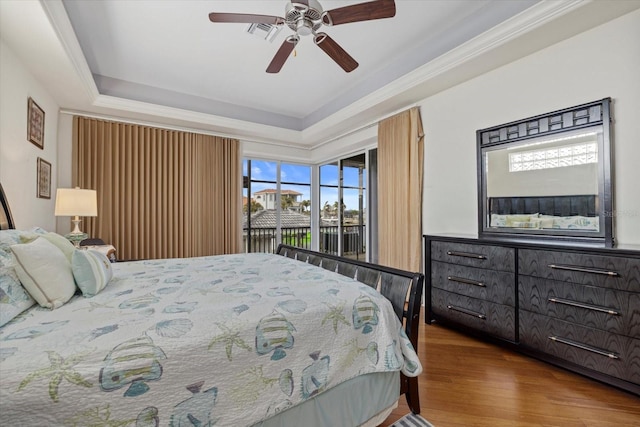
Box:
246, 23, 283, 42
296, 20, 314, 36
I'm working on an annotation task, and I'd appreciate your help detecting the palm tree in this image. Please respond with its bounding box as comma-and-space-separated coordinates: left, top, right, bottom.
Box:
281, 195, 295, 210
323, 201, 331, 218
244, 200, 263, 213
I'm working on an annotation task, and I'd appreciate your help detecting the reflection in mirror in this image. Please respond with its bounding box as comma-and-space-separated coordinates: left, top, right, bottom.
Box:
478, 98, 613, 247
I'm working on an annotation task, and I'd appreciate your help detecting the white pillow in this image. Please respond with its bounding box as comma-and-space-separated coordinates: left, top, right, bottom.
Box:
41, 232, 76, 263
11, 237, 76, 309
72, 249, 113, 297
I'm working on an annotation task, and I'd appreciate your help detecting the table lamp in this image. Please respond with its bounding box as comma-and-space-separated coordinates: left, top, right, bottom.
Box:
54, 187, 97, 247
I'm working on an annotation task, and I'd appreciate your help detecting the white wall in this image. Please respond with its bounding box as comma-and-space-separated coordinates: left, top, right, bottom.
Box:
0, 40, 60, 230
421, 9, 640, 245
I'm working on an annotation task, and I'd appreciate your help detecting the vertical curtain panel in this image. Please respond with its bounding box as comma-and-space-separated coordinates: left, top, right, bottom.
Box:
73, 116, 241, 261
378, 108, 424, 272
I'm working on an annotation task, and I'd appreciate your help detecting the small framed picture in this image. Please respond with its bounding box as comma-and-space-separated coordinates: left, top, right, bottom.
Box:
27, 97, 45, 149
37, 157, 51, 199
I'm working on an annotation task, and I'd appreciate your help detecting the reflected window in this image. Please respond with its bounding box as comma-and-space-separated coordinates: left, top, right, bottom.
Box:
509, 140, 598, 172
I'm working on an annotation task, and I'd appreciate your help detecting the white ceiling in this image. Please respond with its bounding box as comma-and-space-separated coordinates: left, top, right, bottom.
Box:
1, 0, 638, 153
61, 0, 536, 130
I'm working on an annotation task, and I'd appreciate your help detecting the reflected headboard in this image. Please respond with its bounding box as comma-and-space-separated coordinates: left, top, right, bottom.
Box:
0, 183, 15, 230
489, 195, 598, 217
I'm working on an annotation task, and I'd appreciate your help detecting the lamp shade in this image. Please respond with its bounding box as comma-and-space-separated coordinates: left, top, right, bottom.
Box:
54, 188, 97, 217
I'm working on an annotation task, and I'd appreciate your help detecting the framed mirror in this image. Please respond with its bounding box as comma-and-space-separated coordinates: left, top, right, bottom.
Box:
477, 98, 614, 247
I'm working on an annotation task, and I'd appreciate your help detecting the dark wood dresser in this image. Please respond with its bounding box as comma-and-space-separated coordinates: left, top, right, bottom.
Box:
424, 234, 640, 395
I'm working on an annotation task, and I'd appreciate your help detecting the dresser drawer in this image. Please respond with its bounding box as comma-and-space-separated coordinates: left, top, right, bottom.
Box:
519, 276, 638, 337
519, 249, 640, 292
431, 288, 515, 341
431, 241, 515, 272
519, 310, 640, 385
432, 260, 515, 305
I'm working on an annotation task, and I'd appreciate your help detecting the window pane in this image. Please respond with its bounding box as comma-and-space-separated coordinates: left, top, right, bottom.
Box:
281, 163, 311, 185
320, 163, 339, 187
250, 160, 278, 182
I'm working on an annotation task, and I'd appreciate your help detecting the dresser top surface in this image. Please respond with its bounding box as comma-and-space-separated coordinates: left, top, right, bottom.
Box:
424, 234, 640, 258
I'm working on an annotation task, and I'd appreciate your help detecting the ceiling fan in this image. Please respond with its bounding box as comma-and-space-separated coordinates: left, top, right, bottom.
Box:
209, 0, 396, 73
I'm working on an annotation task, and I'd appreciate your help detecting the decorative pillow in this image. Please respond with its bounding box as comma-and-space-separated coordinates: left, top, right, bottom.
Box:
0, 263, 36, 327
41, 232, 76, 263
552, 215, 600, 231
81, 244, 117, 263
505, 215, 531, 227
72, 249, 113, 297
11, 238, 76, 309
539, 217, 555, 229
507, 219, 542, 229
490, 214, 508, 227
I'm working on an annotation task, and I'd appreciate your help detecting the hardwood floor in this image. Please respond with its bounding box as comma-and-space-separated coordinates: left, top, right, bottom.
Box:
380, 316, 640, 427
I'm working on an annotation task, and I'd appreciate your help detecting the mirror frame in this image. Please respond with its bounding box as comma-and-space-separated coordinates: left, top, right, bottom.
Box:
477, 98, 614, 247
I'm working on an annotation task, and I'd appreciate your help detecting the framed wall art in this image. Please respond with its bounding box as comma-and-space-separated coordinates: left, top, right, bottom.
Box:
27, 97, 45, 149
37, 157, 51, 199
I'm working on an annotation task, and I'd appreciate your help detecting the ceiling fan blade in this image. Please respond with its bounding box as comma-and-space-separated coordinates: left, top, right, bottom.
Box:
266, 36, 299, 73
209, 12, 284, 25
314, 33, 358, 73
322, 0, 396, 26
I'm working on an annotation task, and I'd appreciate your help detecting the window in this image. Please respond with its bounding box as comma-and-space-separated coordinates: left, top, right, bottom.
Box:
509, 142, 598, 172
243, 160, 311, 253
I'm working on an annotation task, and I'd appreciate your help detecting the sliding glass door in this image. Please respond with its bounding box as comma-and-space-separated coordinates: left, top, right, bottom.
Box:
320, 151, 375, 261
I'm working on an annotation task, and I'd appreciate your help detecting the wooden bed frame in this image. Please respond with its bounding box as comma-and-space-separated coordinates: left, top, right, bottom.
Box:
0, 183, 15, 230
276, 244, 423, 415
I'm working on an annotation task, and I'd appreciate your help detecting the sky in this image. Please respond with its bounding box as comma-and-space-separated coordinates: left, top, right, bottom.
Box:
243, 160, 366, 211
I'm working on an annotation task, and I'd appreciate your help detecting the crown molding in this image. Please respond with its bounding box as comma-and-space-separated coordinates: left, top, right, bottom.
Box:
39, 0, 99, 102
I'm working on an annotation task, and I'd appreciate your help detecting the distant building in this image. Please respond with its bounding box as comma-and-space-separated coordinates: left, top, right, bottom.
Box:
253, 189, 302, 211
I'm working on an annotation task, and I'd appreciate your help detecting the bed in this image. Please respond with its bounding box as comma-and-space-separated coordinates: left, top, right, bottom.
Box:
0, 186, 423, 427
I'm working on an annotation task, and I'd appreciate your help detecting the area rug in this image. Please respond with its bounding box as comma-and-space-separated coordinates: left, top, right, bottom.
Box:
390, 412, 435, 427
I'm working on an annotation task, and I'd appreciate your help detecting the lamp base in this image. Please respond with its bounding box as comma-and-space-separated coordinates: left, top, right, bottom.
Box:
70, 217, 83, 235
65, 232, 88, 248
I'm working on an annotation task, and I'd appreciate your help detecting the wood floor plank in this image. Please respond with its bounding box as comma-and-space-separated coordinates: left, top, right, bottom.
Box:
380, 316, 640, 426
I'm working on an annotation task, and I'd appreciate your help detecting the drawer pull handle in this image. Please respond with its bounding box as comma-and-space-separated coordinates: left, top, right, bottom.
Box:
447, 250, 487, 260
447, 305, 486, 320
448, 276, 486, 287
548, 298, 620, 316
548, 336, 619, 359
548, 264, 619, 277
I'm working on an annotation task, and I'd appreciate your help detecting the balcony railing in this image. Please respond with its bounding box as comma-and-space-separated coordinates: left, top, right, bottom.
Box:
243, 225, 366, 258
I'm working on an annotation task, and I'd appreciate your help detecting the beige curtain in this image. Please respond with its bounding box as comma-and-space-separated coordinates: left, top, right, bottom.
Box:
378, 107, 424, 272
73, 116, 242, 260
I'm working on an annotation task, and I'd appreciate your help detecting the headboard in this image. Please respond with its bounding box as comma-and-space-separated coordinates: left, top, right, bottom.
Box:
0, 183, 15, 230
489, 195, 598, 217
